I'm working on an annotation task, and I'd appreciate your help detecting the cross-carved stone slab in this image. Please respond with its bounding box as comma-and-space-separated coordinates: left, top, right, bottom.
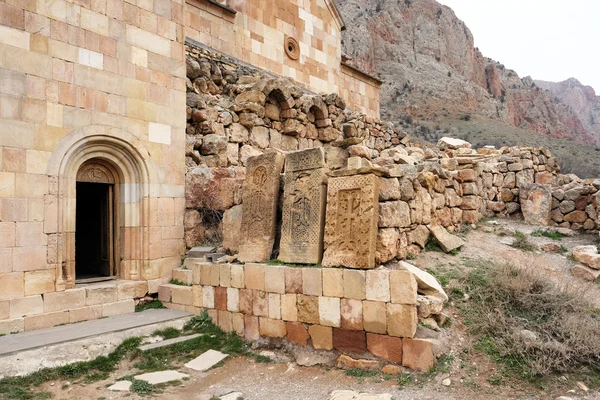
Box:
322, 174, 380, 269
238, 151, 285, 262
279, 148, 327, 264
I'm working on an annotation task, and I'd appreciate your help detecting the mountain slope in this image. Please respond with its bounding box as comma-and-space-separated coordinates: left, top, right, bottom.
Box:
337, 0, 600, 146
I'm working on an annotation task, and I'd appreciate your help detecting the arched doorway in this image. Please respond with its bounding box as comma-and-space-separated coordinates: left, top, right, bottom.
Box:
75, 160, 119, 282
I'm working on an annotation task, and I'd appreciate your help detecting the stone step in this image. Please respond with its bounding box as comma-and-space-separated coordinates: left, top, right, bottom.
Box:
0, 309, 192, 378
138, 333, 202, 351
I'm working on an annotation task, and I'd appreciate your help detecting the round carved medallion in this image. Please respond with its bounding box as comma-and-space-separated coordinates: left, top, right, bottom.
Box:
284, 36, 300, 60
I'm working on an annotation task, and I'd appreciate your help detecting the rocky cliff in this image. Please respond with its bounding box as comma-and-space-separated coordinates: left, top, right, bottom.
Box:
337, 0, 600, 145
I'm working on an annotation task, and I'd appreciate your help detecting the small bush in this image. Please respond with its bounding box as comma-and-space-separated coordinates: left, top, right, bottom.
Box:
511, 231, 537, 252
130, 379, 155, 395
463, 261, 600, 379
531, 229, 566, 240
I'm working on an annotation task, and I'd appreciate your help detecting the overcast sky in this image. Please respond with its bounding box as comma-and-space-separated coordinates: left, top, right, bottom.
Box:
436, 0, 600, 94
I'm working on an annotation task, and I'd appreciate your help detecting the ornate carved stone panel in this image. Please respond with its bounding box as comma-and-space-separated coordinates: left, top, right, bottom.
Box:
76, 162, 115, 184
238, 151, 285, 262
280, 148, 326, 264
322, 174, 380, 269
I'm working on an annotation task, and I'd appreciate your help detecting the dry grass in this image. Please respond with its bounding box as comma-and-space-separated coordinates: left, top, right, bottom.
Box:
461, 260, 600, 380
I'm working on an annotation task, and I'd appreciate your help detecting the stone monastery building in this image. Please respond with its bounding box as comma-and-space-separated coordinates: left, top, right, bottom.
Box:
0, 0, 382, 333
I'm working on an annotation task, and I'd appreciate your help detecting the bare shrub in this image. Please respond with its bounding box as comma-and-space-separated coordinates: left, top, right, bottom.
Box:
462, 261, 600, 378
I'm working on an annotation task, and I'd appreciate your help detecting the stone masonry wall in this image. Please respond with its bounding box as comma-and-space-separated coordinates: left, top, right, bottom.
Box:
159, 262, 437, 372
183, 44, 600, 265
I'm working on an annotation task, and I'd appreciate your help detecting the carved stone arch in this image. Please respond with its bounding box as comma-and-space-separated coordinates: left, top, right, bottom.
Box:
46, 125, 159, 290
76, 160, 117, 184
308, 96, 329, 127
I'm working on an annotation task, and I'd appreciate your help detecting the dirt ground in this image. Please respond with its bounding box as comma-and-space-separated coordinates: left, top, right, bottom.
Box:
35, 218, 600, 400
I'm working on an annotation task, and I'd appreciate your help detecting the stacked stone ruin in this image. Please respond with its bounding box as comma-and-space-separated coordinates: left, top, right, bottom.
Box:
168, 43, 600, 370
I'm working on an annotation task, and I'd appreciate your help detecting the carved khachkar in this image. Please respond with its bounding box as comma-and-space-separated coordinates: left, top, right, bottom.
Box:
238, 151, 285, 262
279, 148, 327, 264
322, 174, 380, 269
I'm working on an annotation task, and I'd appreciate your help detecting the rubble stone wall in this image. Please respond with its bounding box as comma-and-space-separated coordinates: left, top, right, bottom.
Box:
184, 44, 600, 264
159, 261, 437, 371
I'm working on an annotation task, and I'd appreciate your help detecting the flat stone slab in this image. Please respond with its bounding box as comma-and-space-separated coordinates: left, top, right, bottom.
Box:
188, 246, 216, 258
138, 334, 202, 351
0, 309, 191, 356
108, 381, 132, 391
220, 392, 244, 400
429, 225, 465, 253
184, 349, 228, 371
329, 390, 392, 400
134, 370, 189, 384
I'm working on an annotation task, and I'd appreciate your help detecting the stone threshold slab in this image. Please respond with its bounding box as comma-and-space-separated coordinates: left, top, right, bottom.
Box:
0, 309, 191, 356
138, 333, 202, 351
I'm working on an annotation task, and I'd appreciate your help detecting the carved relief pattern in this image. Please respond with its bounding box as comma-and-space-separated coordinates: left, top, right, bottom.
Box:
279, 168, 326, 264
322, 174, 380, 269
238, 152, 285, 262
76, 163, 114, 183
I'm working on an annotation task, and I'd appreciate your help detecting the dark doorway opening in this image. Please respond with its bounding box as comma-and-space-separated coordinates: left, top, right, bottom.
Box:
75, 182, 115, 282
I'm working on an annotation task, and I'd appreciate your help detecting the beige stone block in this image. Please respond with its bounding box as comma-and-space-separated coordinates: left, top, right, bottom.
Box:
199, 263, 212, 286
285, 267, 302, 294
363, 301, 387, 334
226, 288, 239, 312
268, 293, 280, 319
192, 285, 202, 307
387, 304, 417, 338
402, 338, 434, 372
0, 317, 24, 334
157, 283, 172, 302
210, 264, 220, 286
0, 221, 15, 247
202, 286, 214, 308
0, 25, 30, 50
147, 278, 167, 294
281, 294, 297, 321
318, 296, 340, 327
366, 269, 390, 302
0, 172, 15, 197
86, 285, 118, 306
69, 305, 102, 323
171, 285, 193, 306
12, 246, 47, 271
24, 269, 55, 296
15, 173, 47, 198
244, 315, 259, 340
47, 102, 63, 127
16, 221, 46, 247
302, 267, 322, 296
191, 263, 201, 285
0, 119, 34, 149
80, 7, 109, 36
252, 290, 268, 317
297, 294, 319, 324
232, 312, 244, 335
0, 300, 8, 320
219, 264, 231, 287
117, 281, 148, 300
259, 317, 286, 338
25, 310, 69, 331
217, 310, 233, 333
0, 272, 24, 301
172, 268, 192, 285
44, 288, 85, 312
26, 150, 51, 175
390, 270, 418, 304
322, 268, 343, 297
27, 198, 44, 222
230, 264, 244, 288
264, 265, 285, 294
343, 269, 366, 300
102, 299, 135, 317
308, 325, 333, 350
0, 249, 13, 274
10, 295, 43, 318
126, 25, 171, 57
340, 298, 363, 330
244, 263, 265, 290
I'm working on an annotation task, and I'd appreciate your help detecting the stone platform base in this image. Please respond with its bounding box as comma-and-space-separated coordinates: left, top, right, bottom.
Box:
0, 280, 149, 335
159, 262, 435, 371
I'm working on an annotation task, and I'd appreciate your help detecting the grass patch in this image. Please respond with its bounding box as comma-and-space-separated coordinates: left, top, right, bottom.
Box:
423, 354, 453, 379
135, 300, 166, 313
510, 231, 538, 252
397, 374, 415, 387
169, 279, 189, 286
424, 237, 444, 253
531, 229, 567, 240
462, 260, 600, 380
152, 327, 181, 340
344, 369, 379, 378
130, 379, 155, 395
253, 355, 272, 363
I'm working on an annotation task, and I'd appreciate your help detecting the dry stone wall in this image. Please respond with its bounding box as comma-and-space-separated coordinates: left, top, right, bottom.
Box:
183, 44, 600, 265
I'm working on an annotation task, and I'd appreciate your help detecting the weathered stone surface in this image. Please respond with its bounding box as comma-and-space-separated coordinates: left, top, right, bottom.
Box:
222, 205, 243, 253
323, 174, 380, 269
297, 295, 319, 324
340, 298, 363, 330
402, 339, 434, 372
519, 183, 552, 226
389, 270, 417, 304
387, 304, 417, 338
336, 354, 380, 370
333, 328, 367, 353
286, 321, 310, 345
184, 349, 228, 371
376, 228, 399, 264
378, 201, 410, 228
366, 333, 403, 363
238, 152, 285, 262
571, 264, 600, 281
378, 178, 401, 201
259, 317, 287, 337
363, 301, 387, 334
280, 148, 326, 264
309, 325, 333, 350
572, 245, 600, 269
438, 137, 471, 150
134, 370, 189, 384
428, 225, 465, 253
400, 262, 448, 301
